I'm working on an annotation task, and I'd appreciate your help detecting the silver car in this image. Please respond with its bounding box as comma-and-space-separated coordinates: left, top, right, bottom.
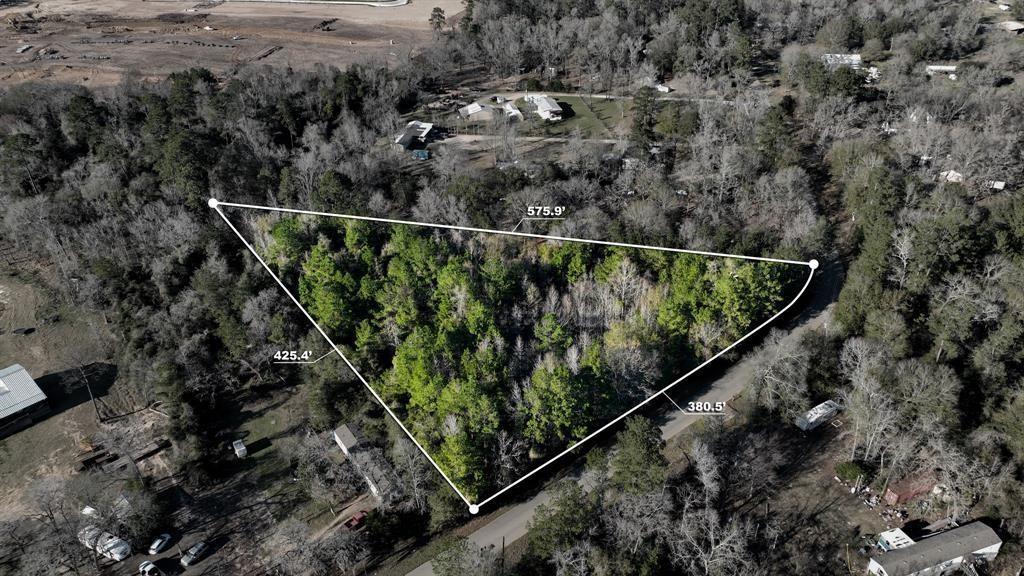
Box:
180, 541, 209, 567
148, 533, 172, 555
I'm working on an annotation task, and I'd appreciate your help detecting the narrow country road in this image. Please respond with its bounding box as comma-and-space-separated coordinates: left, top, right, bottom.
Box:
407, 260, 843, 576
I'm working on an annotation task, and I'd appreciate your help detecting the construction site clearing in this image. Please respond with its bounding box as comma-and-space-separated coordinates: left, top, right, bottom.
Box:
0, 0, 463, 86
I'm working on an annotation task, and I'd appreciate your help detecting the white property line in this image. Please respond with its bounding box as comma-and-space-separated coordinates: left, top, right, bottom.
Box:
212, 200, 810, 266
511, 217, 566, 233
210, 198, 817, 512
211, 200, 475, 509
474, 263, 815, 509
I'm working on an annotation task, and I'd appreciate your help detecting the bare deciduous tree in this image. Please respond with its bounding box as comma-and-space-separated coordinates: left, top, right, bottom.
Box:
749, 328, 809, 418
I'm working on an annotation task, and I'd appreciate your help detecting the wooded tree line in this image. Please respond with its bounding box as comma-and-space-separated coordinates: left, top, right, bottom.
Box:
265, 217, 794, 499
435, 415, 825, 576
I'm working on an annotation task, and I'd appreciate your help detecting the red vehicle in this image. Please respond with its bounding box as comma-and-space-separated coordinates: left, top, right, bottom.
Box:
343, 510, 368, 531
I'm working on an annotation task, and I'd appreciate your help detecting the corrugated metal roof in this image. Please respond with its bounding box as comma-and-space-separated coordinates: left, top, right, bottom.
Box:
872, 522, 1002, 575
0, 364, 47, 421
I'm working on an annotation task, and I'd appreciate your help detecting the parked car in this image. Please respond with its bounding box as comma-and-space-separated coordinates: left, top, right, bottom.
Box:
180, 541, 209, 567
148, 533, 172, 555
139, 560, 162, 575
343, 510, 368, 531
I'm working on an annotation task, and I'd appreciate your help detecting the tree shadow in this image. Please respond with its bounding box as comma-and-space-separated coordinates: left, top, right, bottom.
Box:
0, 0, 34, 9
34, 362, 117, 417
244, 437, 272, 456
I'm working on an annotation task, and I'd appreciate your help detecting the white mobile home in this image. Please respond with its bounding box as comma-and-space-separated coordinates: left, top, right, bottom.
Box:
867, 522, 1002, 576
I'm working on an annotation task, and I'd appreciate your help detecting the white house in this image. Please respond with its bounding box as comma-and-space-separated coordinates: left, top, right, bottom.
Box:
525, 94, 562, 121
867, 522, 1002, 576
394, 120, 433, 149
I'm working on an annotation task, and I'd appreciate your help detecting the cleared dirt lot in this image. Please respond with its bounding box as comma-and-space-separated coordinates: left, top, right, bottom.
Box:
0, 0, 463, 85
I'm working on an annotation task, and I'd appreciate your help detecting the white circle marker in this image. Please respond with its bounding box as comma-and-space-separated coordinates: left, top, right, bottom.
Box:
208, 198, 220, 208
469, 504, 479, 515
808, 259, 819, 270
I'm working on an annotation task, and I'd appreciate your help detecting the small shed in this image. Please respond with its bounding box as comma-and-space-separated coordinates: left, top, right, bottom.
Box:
502, 101, 523, 121
232, 440, 247, 458
884, 475, 936, 506
795, 400, 840, 431
458, 102, 488, 118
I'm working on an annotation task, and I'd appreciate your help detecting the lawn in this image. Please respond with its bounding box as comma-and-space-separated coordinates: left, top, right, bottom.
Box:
516, 95, 632, 138
234, 389, 307, 508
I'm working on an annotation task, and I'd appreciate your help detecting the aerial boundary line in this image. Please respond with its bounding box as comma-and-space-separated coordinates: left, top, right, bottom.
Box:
213, 200, 810, 266
476, 265, 814, 508
210, 197, 817, 512
212, 201, 474, 508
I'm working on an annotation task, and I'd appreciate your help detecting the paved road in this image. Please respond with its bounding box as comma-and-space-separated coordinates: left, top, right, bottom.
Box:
407, 260, 843, 576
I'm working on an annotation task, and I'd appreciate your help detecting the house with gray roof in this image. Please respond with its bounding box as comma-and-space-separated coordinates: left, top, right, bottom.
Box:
867, 522, 1002, 576
0, 364, 49, 438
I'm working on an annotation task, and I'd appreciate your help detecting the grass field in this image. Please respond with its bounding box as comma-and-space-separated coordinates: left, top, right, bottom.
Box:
236, 390, 306, 492
516, 95, 632, 138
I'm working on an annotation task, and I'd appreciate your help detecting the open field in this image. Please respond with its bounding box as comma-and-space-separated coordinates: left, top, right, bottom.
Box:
516, 95, 632, 139
0, 0, 462, 85
0, 273, 113, 522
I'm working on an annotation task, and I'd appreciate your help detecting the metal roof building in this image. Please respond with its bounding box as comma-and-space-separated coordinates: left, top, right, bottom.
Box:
795, 400, 840, 431
867, 522, 1002, 576
525, 94, 563, 121
394, 121, 434, 149
333, 423, 402, 504
0, 364, 48, 434
821, 53, 863, 70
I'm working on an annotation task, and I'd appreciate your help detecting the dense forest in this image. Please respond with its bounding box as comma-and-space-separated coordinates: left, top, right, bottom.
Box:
258, 215, 795, 497
2, 0, 1024, 573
